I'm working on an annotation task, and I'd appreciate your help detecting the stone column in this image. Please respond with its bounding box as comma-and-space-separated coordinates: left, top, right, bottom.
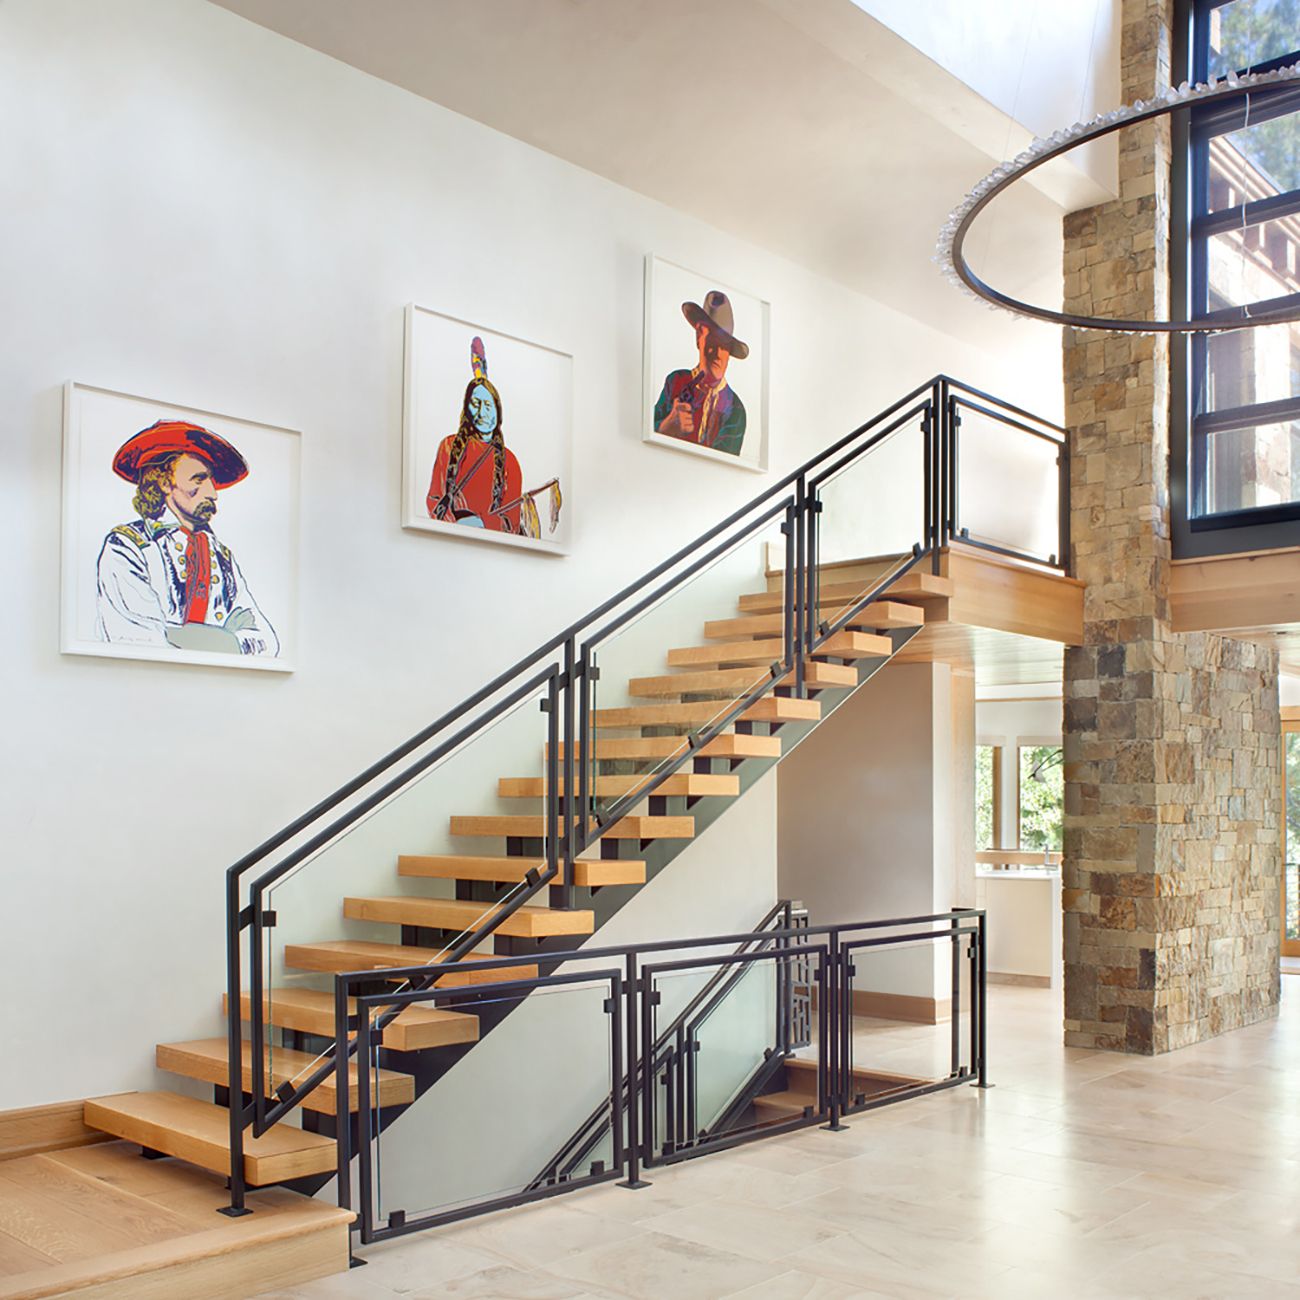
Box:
1061, 0, 1281, 1053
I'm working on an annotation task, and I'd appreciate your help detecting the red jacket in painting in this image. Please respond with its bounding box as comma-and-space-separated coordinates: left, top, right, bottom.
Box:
426, 436, 523, 533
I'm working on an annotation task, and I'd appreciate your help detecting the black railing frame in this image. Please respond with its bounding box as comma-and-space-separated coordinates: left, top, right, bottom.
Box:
332, 908, 987, 1246
221, 370, 1055, 1213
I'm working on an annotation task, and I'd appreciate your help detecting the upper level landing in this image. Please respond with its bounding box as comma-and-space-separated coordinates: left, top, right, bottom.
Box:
764, 541, 1085, 691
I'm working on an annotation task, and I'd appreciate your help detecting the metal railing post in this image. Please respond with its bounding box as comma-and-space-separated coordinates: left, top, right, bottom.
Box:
220, 873, 249, 1217
561, 640, 577, 910
1058, 441, 1072, 575
545, 669, 566, 909
577, 644, 593, 855
944, 379, 959, 551
333, 977, 352, 1217
621, 952, 649, 1188
823, 933, 846, 1130
950, 914, 961, 1078
781, 503, 796, 677
977, 912, 990, 1088
922, 400, 935, 572
793, 475, 807, 698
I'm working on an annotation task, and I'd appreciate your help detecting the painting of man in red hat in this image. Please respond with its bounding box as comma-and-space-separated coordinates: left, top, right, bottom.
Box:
94, 419, 278, 656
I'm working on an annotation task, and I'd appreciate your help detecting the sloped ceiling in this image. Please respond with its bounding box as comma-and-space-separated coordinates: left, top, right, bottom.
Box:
209, 0, 1101, 353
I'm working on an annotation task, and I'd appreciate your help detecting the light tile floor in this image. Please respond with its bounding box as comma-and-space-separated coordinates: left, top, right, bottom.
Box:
260, 979, 1300, 1300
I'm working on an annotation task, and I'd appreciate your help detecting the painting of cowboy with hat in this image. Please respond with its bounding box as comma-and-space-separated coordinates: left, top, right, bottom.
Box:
654, 289, 750, 456
94, 419, 279, 657
644, 257, 769, 471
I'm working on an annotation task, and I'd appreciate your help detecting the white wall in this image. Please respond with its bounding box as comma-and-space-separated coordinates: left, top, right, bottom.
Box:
777, 663, 959, 1004
0, 0, 1059, 1108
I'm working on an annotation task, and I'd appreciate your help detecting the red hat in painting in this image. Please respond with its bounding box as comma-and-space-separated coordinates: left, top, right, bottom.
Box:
111, 421, 249, 488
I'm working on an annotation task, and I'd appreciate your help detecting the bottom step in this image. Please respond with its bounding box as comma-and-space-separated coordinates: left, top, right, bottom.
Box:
83, 1091, 337, 1186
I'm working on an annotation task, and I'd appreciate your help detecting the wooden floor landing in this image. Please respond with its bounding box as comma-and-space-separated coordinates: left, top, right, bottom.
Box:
0, 1140, 350, 1300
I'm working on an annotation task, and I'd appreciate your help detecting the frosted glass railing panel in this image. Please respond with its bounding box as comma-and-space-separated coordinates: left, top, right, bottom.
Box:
367, 977, 614, 1223
815, 413, 926, 568
844, 935, 971, 1097
586, 512, 788, 824
689, 956, 778, 1137
260, 680, 552, 1091
955, 403, 1062, 564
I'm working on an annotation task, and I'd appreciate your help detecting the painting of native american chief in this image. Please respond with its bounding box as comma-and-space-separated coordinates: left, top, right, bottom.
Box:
643, 255, 769, 472
403, 305, 572, 554
61, 383, 300, 672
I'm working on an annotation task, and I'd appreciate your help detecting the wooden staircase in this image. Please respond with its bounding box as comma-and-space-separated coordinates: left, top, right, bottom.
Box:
78, 560, 943, 1222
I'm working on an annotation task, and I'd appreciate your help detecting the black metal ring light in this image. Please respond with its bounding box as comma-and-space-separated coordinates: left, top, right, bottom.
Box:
941, 66, 1300, 333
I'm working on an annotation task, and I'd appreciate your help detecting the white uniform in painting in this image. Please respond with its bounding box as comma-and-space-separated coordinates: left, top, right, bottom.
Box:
95, 516, 279, 657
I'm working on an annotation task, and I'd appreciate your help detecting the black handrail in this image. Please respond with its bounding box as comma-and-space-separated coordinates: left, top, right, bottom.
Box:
221, 373, 1061, 1213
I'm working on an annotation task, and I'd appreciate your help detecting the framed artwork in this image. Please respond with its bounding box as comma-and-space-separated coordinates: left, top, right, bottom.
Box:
402, 304, 573, 555
642, 255, 770, 472
60, 383, 300, 673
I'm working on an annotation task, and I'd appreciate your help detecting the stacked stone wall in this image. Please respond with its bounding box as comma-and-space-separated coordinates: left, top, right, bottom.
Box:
1061, 0, 1281, 1053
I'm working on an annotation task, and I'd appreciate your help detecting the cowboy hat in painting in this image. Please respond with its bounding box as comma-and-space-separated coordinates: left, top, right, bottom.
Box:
681, 290, 750, 360
111, 420, 249, 488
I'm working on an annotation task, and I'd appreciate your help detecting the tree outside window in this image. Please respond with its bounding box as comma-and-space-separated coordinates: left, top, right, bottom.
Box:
1018, 745, 1063, 853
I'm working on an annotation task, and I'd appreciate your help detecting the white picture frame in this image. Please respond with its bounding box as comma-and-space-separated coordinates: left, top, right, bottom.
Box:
402, 303, 573, 555
60, 382, 300, 673
642, 254, 770, 473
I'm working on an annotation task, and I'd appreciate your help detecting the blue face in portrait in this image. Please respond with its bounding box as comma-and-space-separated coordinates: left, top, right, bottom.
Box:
469, 383, 498, 436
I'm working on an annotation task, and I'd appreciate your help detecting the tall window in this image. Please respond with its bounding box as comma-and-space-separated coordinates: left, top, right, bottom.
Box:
975, 744, 1001, 850
1186, 1, 1300, 530
1018, 745, 1064, 852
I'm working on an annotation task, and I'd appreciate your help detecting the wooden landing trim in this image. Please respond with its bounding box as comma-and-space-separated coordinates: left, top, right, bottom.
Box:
0, 1142, 350, 1300
941, 544, 1083, 645
1170, 545, 1300, 634
0, 1101, 116, 1164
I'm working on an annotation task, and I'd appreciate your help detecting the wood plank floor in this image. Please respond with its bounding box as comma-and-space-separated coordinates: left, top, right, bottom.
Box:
0, 1141, 351, 1299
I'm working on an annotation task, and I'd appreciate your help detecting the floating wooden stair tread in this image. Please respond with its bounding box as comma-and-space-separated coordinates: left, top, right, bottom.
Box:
282, 941, 538, 985
783, 1056, 923, 1098
155, 1039, 414, 1114
736, 573, 953, 615
344, 895, 595, 938
592, 697, 819, 729
398, 854, 646, 887
451, 813, 694, 840
551, 733, 782, 760
226, 990, 479, 1052
752, 1090, 814, 1119
703, 600, 924, 640
497, 773, 739, 799
82, 1092, 336, 1186
627, 662, 856, 697
666, 631, 893, 668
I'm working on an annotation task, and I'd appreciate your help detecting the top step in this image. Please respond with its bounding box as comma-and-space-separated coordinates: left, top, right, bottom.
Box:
702, 600, 924, 642
736, 573, 953, 616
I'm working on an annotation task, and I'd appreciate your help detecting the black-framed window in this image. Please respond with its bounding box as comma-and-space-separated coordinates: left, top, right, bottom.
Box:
1178, 0, 1300, 542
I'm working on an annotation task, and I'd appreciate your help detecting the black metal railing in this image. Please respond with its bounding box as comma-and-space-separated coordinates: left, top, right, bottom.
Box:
529, 900, 810, 1189
220, 375, 1057, 1214
333, 908, 987, 1244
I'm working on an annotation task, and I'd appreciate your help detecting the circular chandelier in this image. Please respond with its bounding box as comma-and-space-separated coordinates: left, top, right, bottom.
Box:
935, 62, 1300, 333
